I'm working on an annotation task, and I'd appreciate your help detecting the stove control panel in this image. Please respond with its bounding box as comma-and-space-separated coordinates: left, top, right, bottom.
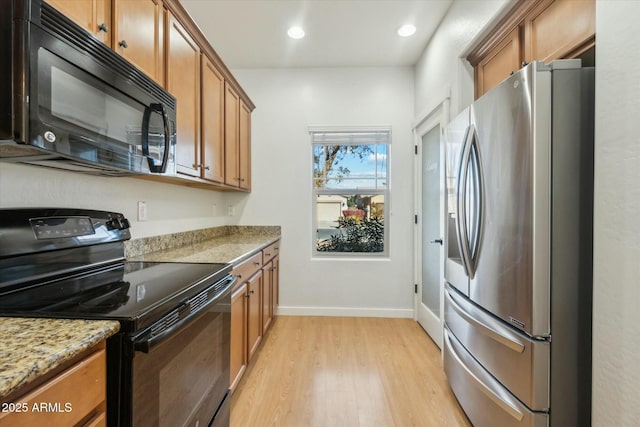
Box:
30, 216, 95, 239
0, 208, 132, 258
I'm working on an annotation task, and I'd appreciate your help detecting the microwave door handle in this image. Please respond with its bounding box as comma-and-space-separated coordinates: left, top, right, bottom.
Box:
141, 103, 170, 173
456, 126, 474, 278
155, 102, 171, 173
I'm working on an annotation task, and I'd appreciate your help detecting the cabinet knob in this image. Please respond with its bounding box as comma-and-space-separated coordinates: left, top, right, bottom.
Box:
245, 294, 250, 299
204, 165, 210, 170
239, 178, 245, 182
119, 40, 128, 49
237, 274, 242, 279
253, 261, 260, 266
265, 253, 271, 257
98, 23, 108, 33
250, 290, 255, 294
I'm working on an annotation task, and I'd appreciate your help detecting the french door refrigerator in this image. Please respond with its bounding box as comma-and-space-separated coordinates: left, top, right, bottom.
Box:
443, 60, 594, 427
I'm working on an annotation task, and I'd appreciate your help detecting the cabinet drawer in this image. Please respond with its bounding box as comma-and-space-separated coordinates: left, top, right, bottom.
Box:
262, 241, 280, 264
232, 252, 262, 283
0, 348, 106, 427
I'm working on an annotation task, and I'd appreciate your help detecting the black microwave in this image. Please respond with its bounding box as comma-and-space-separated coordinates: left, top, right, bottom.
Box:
0, 0, 176, 176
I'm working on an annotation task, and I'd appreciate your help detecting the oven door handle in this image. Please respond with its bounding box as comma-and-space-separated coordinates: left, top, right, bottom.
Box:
135, 275, 237, 353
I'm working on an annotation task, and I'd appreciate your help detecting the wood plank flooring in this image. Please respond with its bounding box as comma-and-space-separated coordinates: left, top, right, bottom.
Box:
230, 316, 471, 427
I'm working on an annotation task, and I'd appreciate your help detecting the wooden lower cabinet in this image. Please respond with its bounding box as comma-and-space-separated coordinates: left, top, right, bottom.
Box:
272, 255, 280, 316
230, 282, 248, 391
262, 262, 273, 334
0, 343, 107, 427
230, 241, 280, 392
246, 270, 263, 362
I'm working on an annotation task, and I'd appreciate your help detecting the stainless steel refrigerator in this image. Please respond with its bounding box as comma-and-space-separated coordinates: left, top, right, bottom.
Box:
443, 60, 594, 427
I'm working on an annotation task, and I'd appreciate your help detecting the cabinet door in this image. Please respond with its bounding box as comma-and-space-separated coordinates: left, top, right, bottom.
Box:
45, 0, 111, 46
0, 346, 106, 427
262, 262, 272, 334
523, 0, 595, 62
239, 100, 252, 190
230, 282, 247, 391
246, 270, 263, 362
113, 0, 164, 85
272, 255, 279, 316
201, 56, 225, 183
475, 27, 521, 98
224, 82, 240, 187
167, 12, 201, 177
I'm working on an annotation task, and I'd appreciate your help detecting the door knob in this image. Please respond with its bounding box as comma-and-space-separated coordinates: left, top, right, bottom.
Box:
430, 238, 443, 245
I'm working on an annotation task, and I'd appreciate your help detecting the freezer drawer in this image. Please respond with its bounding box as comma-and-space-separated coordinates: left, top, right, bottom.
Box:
444, 327, 549, 427
445, 284, 549, 411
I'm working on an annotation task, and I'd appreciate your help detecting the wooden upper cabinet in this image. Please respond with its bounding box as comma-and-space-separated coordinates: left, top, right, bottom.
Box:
113, 0, 164, 85
239, 100, 252, 190
523, 0, 596, 62
45, 0, 111, 46
224, 82, 240, 187
468, 0, 595, 99
167, 12, 201, 177
201, 56, 225, 183
475, 27, 522, 99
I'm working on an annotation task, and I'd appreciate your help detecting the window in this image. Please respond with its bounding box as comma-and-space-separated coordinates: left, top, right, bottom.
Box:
311, 127, 390, 255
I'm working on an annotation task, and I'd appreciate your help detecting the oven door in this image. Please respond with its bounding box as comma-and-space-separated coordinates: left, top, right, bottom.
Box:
125, 276, 234, 427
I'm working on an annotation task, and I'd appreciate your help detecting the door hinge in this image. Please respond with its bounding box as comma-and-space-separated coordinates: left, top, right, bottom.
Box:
414, 145, 418, 155
414, 284, 418, 294
414, 214, 418, 224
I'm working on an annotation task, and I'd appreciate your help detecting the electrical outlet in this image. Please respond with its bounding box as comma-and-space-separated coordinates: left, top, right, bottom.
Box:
227, 205, 235, 216
137, 201, 148, 221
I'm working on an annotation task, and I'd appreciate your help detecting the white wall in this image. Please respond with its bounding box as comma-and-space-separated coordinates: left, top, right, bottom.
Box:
0, 163, 240, 239
414, 0, 510, 118
232, 67, 415, 317
592, 1, 640, 425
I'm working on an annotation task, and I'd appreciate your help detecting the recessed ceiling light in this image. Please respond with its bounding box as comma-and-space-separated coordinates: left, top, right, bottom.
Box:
287, 26, 305, 39
397, 24, 416, 37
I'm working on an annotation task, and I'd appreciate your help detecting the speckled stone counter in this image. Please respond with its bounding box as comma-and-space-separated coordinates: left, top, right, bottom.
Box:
126, 225, 281, 265
0, 318, 120, 400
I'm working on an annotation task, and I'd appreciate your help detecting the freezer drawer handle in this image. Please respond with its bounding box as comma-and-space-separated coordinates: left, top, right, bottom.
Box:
445, 329, 525, 421
446, 288, 525, 353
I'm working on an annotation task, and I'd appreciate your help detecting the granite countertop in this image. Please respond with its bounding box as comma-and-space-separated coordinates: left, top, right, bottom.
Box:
0, 318, 120, 400
127, 226, 281, 265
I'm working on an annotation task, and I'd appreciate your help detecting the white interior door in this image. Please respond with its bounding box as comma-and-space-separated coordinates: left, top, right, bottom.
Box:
416, 125, 445, 348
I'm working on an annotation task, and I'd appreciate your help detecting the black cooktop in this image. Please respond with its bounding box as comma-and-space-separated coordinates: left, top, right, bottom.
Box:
0, 261, 231, 333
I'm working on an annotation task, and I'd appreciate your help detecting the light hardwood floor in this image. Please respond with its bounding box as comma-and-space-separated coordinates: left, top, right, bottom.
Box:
230, 316, 471, 427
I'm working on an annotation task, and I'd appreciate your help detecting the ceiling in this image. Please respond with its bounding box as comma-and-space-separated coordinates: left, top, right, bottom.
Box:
180, 0, 453, 69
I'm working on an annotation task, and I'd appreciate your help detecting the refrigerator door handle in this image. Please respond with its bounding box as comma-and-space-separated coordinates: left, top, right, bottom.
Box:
444, 329, 525, 422
456, 126, 474, 278
468, 126, 484, 278
446, 286, 525, 353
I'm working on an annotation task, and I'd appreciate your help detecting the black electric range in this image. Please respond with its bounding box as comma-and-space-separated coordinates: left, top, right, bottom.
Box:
0, 208, 234, 427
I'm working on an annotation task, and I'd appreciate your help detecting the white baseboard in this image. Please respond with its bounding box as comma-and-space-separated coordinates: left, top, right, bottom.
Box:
276, 305, 414, 318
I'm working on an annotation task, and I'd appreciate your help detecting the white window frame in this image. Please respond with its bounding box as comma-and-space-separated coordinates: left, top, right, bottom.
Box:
310, 125, 391, 257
